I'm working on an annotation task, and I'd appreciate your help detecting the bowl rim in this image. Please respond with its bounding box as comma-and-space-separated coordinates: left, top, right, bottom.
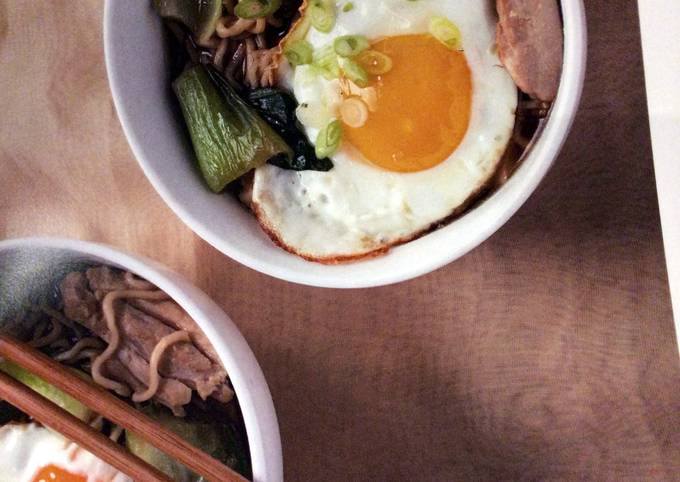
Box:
0, 236, 283, 482
104, 1, 587, 289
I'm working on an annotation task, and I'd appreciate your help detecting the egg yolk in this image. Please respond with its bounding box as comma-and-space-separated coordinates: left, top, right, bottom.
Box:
32, 465, 87, 482
344, 34, 472, 172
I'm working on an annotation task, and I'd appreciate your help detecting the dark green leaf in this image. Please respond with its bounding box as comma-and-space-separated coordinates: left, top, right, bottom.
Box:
172, 65, 292, 192
246, 88, 334, 171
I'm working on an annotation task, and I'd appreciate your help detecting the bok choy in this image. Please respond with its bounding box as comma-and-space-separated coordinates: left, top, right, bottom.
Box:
173, 65, 291, 192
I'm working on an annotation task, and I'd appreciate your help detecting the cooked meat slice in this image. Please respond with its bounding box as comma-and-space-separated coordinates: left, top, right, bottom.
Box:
85, 266, 125, 300
87, 267, 221, 364
117, 304, 227, 399
86, 267, 233, 400
61, 286, 109, 333
85, 266, 142, 300
61, 276, 194, 412
496, 0, 563, 101
60, 272, 98, 321
103, 355, 192, 416
128, 299, 221, 364
61, 270, 230, 401
210, 383, 235, 403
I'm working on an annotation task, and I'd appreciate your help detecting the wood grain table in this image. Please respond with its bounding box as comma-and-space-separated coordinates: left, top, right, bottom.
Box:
1, 1, 679, 480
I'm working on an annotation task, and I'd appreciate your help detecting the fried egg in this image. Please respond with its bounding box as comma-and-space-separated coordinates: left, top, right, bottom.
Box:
252, 0, 518, 261
0, 423, 131, 482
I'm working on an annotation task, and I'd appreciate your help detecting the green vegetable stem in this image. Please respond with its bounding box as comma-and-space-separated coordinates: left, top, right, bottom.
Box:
0, 359, 93, 421
173, 65, 292, 192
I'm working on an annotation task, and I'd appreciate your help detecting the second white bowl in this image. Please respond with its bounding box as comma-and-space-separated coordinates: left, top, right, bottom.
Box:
0, 237, 283, 482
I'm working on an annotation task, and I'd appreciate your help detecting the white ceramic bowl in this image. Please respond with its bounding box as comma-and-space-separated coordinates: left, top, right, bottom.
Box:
104, 1, 587, 289
0, 237, 282, 482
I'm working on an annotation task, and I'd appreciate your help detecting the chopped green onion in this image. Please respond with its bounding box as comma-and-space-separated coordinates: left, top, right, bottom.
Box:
305, 64, 334, 80
309, 0, 336, 33
313, 44, 340, 79
284, 39, 314, 66
333, 35, 370, 58
315, 120, 343, 158
340, 58, 369, 87
429, 16, 463, 50
234, 0, 282, 19
296, 101, 333, 129
356, 50, 393, 75
342, 2, 354, 12
340, 98, 369, 128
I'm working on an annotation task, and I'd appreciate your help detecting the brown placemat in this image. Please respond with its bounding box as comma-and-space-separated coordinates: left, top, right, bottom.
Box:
1, 1, 679, 480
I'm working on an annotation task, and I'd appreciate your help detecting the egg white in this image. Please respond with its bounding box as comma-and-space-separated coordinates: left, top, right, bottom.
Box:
252, 0, 518, 260
0, 423, 131, 482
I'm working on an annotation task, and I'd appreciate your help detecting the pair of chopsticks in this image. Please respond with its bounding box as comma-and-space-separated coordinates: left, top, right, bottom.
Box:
0, 333, 248, 482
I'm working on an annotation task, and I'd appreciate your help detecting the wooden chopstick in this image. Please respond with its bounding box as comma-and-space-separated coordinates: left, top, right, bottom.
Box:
0, 334, 249, 482
0, 370, 173, 482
